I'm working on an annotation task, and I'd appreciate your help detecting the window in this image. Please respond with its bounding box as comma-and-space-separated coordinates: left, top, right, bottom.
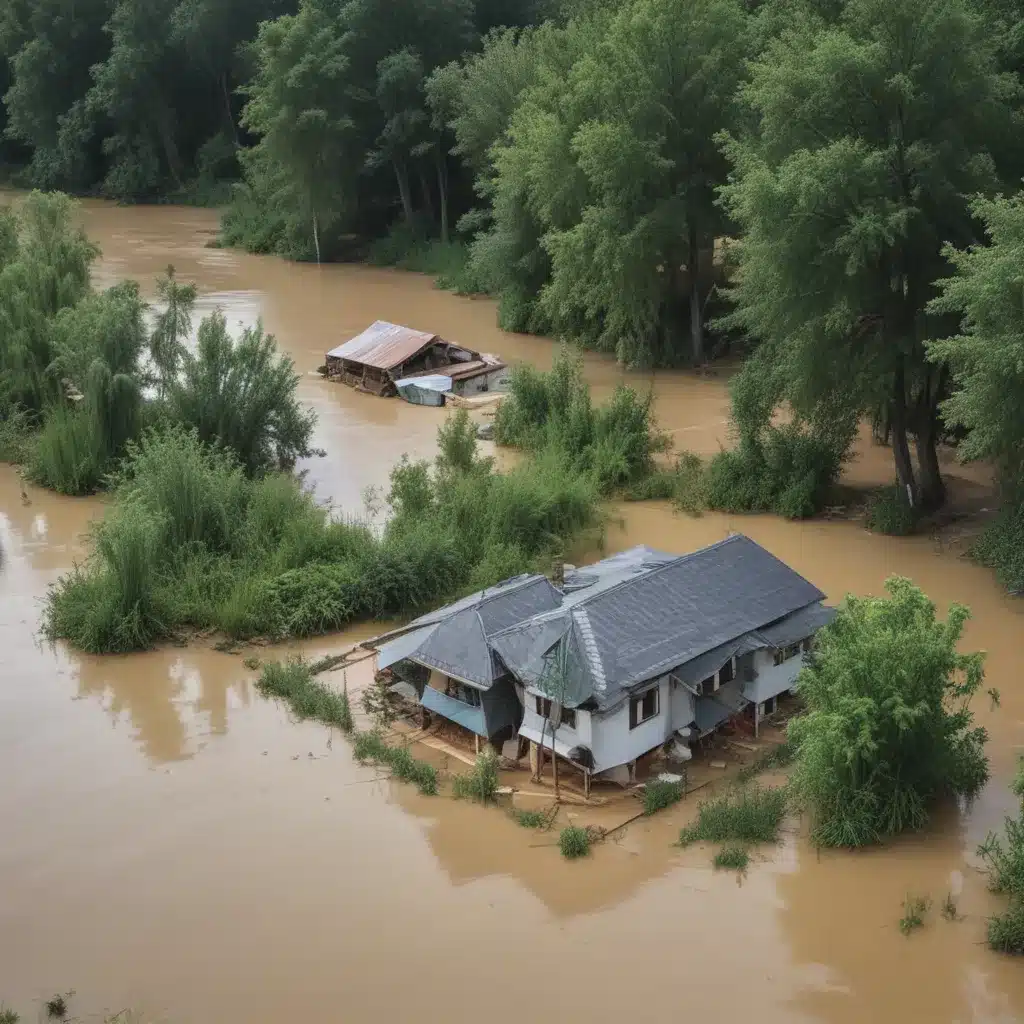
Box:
718, 657, 735, 684
763, 696, 776, 716
535, 696, 576, 730
629, 686, 660, 729
699, 676, 715, 696
773, 644, 802, 667
445, 680, 482, 707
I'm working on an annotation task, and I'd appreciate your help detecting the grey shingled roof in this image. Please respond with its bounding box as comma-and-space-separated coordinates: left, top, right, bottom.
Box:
493, 535, 826, 710
370, 574, 562, 689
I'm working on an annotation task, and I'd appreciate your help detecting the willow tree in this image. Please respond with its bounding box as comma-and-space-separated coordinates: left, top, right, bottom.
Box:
929, 193, 1024, 593
719, 0, 1019, 510
149, 264, 197, 394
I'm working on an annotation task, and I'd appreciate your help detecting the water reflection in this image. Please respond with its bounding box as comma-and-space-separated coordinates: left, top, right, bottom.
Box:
72, 647, 251, 764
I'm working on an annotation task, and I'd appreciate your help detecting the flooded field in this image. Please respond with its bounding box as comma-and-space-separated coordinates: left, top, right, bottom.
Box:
1, 200, 1023, 1023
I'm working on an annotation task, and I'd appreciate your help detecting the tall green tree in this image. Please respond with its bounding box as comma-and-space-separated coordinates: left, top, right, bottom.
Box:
539, 0, 748, 365
719, 0, 1019, 510
237, 0, 355, 261
4, 0, 111, 189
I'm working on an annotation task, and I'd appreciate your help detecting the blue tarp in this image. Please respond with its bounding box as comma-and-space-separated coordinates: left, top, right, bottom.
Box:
421, 686, 488, 737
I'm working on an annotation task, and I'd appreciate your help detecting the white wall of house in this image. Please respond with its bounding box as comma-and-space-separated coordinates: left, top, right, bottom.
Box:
519, 697, 591, 758
588, 676, 678, 774
669, 677, 696, 734
749, 649, 804, 704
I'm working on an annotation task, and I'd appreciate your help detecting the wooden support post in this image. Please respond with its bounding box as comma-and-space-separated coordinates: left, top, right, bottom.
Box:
529, 741, 540, 780
474, 733, 481, 756
754, 702, 760, 739
584, 769, 591, 800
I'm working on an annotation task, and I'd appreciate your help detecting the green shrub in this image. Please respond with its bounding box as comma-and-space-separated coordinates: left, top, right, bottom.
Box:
979, 760, 1024, 952
973, 498, 1024, 596
366, 224, 482, 294
679, 786, 787, 846
643, 778, 684, 815
713, 846, 749, 871
701, 423, 847, 520
987, 904, 1024, 953
865, 485, 917, 536
256, 657, 354, 732
789, 578, 989, 848
0, 406, 37, 464
515, 809, 547, 828
494, 346, 665, 494
451, 750, 501, 803
559, 825, 591, 859
0, 1007, 19, 1024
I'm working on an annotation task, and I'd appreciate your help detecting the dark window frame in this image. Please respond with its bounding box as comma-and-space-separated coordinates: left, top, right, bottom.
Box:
535, 696, 576, 730
629, 685, 660, 729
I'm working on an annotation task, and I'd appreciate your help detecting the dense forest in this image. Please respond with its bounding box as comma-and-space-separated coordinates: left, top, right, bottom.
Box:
2, 0, 1024, 589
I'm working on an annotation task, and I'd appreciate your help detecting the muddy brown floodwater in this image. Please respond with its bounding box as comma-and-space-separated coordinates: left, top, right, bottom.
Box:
1, 199, 1023, 1024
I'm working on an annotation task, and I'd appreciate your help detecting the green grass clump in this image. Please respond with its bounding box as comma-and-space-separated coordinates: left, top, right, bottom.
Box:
643, 778, 684, 815
987, 904, 1024, 953
559, 825, 591, 859
451, 750, 501, 803
899, 895, 929, 935
865, 484, 917, 536
940, 892, 959, 921
352, 730, 438, 795
736, 741, 795, 783
0, 1008, 20, 1024
494, 345, 667, 496
713, 845, 749, 871
515, 808, 548, 828
978, 762, 1024, 952
678, 786, 787, 846
255, 657, 354, 732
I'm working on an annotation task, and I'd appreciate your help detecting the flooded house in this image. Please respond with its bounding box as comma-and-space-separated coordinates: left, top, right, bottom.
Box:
369, 536, 834, 790
324, 320, 507, 399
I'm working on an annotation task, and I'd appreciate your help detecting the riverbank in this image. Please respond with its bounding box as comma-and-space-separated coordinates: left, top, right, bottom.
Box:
2, 201, 1024, 1022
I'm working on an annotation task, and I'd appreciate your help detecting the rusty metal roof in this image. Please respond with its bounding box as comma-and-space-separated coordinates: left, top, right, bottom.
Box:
326, 321, 441, 370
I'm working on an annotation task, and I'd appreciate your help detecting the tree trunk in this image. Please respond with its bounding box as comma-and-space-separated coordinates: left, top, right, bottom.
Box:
436, 151, 449, 245
418, 167, 435, 227
312, 210, 321, 266
221, 73, 239, 146
156, 106, 184, 187
688, 219, 703, 364
890, 361, 918, 508
393, 161, 414, 226
913, 368, 946, 511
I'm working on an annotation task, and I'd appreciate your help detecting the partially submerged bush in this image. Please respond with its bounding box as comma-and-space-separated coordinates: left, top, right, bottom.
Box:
494, 346, 666, 494
559, 825, 591, 859
451, 750, 501, 803
899, 895, 929, 936
736, 741, 795, 784
643, 778, 684, 815
789, 577, 989, 848
255, 657, 354, 732
713, 846, 749, 871
979, 760, 1024, 953
865, 485, 917, 536
515, 808, 548, 828
679, 786, 786, 846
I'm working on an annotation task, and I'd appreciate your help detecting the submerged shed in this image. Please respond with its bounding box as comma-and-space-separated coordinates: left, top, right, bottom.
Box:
324, 320, 503, 397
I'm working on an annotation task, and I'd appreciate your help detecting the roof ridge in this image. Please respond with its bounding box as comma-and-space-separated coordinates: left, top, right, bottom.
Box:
568, 534, 744, 610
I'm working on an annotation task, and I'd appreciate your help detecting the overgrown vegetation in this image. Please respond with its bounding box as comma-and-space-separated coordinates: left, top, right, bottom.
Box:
713, 846, 749, 872
865, 485, 917, 537
559, 824, 591, 859
494, 346, 667, 494
978, 759, 1024, 953
44, 413, 602, 652
941, 892, 960, 921
899, 895, 930, 936
352, 730, 438, 795
515, 808, 550, 829
255, 657, 354, 732
678, 786, 786, 846
788, 577, 989, 848
643, 778, 684, 816
451, 749, 500, 803
0, 193, 315, 497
